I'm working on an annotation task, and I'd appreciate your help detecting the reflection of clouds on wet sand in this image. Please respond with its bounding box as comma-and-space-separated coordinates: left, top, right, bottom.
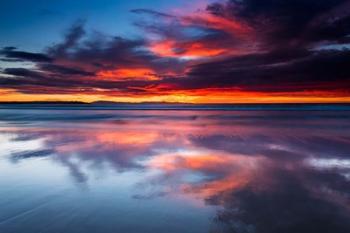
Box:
1, 110, 350, 232
144, 151, 264, 198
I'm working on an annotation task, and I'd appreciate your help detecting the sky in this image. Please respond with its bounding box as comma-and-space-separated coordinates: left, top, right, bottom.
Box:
1, 0, 350, 103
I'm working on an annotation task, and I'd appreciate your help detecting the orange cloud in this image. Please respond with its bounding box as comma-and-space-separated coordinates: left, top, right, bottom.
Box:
149, 40, 227, 59
182, 12, 252, 38
98, 68, 159, 80
147, 7, 254, 59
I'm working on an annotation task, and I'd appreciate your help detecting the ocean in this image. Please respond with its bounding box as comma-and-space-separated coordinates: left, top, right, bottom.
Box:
0, 104, 350, 233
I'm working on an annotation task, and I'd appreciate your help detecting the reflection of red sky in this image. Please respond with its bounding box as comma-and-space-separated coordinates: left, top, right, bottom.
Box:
55, 130, 162, 154
4, 111, 348, 203
97, 131, 158, 144
3, 110, 350, 216
147, 152, 263, 198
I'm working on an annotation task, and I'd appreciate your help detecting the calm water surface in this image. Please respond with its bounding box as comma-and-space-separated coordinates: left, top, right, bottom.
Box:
1, 108, 350, 233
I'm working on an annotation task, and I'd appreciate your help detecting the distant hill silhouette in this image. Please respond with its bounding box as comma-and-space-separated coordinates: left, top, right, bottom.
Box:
1, 101, 349, 106
0, 101, 88, 105
1, 101, 350, 112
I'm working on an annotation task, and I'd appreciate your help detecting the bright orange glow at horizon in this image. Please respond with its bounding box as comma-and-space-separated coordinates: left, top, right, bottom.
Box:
1, 88, 350, 103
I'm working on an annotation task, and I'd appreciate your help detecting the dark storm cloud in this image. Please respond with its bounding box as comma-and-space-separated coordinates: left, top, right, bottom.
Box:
207, 0, 350, 48
0, 67, 94, 91
180, 49, 350, 92
56, 35, 152, 68
39, 64, 95, 76
1, 67, 95, 90
0, 21, 185, 94
45, 20, 185, 73
161, 0, 350, 92
0, 47, 53, 62
3, 68, 47, 80
154, 0, 349, 93
47, 20, 86, 57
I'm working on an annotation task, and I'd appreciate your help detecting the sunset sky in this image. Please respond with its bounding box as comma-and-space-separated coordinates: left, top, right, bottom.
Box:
1, 0, 350, 103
